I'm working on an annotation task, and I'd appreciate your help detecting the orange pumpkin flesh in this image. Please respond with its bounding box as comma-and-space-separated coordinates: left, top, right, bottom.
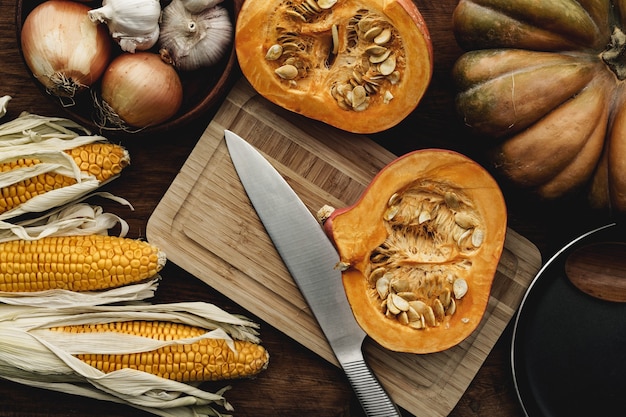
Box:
235, 0, 433, 134
320, 150, 507, 354
452, 0, 626, 213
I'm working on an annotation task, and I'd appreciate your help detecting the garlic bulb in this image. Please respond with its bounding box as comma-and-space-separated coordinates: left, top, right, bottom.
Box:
158, 0, 233, 71
88, 0, 161, 53
182, 0, 223, 14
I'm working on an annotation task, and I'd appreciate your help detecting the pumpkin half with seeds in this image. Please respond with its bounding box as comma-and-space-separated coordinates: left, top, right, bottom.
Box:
235, 0, 433, 134
453, 0, 626, 213
318, 150, 507, 354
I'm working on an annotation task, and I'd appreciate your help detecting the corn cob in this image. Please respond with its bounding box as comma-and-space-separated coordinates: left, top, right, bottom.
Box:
0, 142, 129, 215
0, 235, 166, 292
50, 320, 270, 382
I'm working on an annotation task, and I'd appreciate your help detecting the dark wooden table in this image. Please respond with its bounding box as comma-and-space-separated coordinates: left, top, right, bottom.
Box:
0, 0, 612, 416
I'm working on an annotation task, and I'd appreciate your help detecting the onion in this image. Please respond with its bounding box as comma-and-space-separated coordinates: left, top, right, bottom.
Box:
99, 52, 183, 129
20, 1, 112, 99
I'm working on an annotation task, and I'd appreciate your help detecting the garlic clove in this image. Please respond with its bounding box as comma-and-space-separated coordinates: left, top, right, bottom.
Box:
116, 27, 160, 54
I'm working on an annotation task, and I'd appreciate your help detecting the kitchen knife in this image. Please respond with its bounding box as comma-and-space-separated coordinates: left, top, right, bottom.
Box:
224, 130, 402, 417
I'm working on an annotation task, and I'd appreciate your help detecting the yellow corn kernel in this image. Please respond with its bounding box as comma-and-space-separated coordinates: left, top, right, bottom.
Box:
0, 143, 130, 214
67, 142, 129, 182
51, 321, 270, 382
0, 235, 165, 292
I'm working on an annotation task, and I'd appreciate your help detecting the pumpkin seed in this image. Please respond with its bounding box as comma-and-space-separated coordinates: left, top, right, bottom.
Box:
409, 317, 424, 330
350, 69, 363, 85
407, 306, 420, 322
363, 73, 382, 84
472, 228, 484, 247
418, 210, 431, 224
444, 191, 461, 210
455, 212, 477, 229
387, 294, 402, 315
439, 288, 451, 307
344, 90, 354, 106
364, 83, 378, 95
265, 44, 283, 60
281, 42, 301, 51
357, 17, 375, 32
396, 291, 416, 301
432, 298, 445, 321
453, 278, 468, 299
369, 49, 392, 64
353, 98, 370, 112
409, 300, 429, 315
458, 229, 472, 247
446, 298, 457, 316
374, 28, 392, 45
298, 3, 315, 15
285, 9, 306, 21
331, 24, 339, 55
365, 45, 387, 56
351, 85, 367, 108
390, 293, 410, 312
369, 266, 386, 284
391, 278, 410, 293
316, 0, 337, 9
422, 305, 437, 327
379, 55, 396, 76
336, 97, 351, 111
387, 70, 401, 84
397, 311, 409, 325
388, 192, 401, 206
384, 204, 399, 221
364, 26, 383, 41
376, 275, 390, 299
330, 84, 341, 100
275, 64, 298, 80
383, 90, 394, 104
306, 0, 322, 12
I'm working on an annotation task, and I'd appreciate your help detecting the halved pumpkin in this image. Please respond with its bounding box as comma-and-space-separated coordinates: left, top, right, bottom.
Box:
319, 150, 507, 353
235, 0, 433, 134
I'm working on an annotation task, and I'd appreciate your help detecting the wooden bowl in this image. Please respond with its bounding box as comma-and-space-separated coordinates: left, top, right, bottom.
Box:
16, 0, 243, 136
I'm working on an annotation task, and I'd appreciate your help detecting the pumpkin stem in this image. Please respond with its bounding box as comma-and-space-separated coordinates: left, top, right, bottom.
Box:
602, 27, 626, 80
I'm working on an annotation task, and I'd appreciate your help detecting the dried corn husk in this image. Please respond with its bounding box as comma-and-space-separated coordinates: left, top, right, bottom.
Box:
0, 198, 162, 308
0, 95, 10, 118
0, 111, 93, 145
0, 112, 126, 221
0, 193, 133, 241
0, 302, 263, 417
0, 280, 159, 308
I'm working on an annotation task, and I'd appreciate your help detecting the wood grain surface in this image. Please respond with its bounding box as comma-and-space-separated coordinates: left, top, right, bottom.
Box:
146, 78, 542, 417
0, 0, 613, 416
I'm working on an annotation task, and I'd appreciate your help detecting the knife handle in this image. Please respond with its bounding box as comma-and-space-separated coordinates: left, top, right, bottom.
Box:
342, 358, 402, 417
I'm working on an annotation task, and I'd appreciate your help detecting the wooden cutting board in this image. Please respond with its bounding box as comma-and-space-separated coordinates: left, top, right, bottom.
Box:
146, 78, 542, 417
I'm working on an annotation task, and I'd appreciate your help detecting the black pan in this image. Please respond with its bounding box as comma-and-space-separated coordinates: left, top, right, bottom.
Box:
511, 223, 626, 417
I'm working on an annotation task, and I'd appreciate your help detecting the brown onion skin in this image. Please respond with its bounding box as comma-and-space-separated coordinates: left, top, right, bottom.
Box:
21, 0, 112, 98
101, 52, 183, 128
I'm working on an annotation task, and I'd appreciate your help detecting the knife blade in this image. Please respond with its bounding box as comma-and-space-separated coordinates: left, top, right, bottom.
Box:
224, 130, 402, 417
